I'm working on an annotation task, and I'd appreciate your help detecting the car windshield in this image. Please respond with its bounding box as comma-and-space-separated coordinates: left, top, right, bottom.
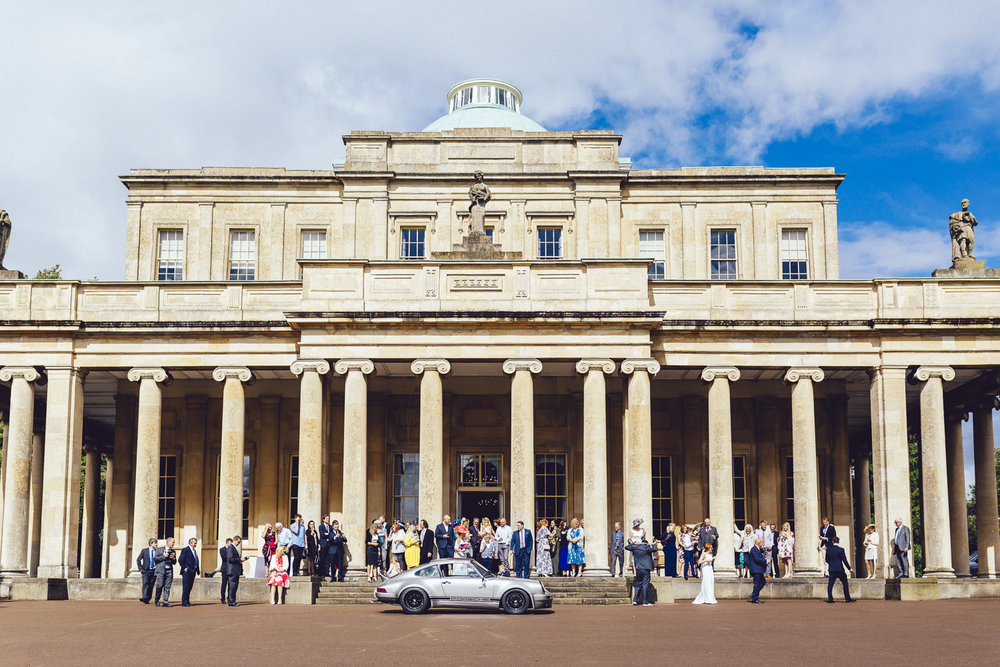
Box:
469, 559, 494, 578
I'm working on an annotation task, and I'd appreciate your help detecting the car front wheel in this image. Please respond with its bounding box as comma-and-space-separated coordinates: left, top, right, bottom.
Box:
501, 589, 530, 615
400, 588, 430, 614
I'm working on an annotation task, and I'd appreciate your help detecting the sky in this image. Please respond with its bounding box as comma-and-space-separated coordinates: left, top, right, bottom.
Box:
1, 3, 998, 488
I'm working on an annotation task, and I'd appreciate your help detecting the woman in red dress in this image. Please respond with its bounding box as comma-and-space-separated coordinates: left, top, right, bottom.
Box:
261, 524, 276, 566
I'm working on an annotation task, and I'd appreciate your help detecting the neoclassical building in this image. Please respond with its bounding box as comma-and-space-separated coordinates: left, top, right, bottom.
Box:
1, 79, 998, 593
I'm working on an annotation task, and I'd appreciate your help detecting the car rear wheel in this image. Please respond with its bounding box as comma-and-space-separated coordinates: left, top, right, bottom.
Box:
501, 589, 530, 615
400, 588, 430, 614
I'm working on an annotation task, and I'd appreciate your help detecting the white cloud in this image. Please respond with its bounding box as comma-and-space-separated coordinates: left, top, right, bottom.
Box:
838, 221, 948, 278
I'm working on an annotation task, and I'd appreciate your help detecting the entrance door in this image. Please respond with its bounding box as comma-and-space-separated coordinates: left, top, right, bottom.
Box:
458, 491, 503, 523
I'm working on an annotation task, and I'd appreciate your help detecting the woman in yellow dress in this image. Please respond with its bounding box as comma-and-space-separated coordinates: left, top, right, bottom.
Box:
404, 525, 421, 569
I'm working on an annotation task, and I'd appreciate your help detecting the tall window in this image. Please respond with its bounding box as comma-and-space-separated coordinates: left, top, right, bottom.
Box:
784, 455, 795, 529
158, 455, 177, 539
710, 229, 737, 279
537, 227, 562, 259
535, 454, 567, 523
301, 231, 327, 260
157, 230, 184, 281
392, 453, 420, 524
229, 230, 256, 281
651, 455, 673, 538
400, 227, 426, 259
733, 454, 748, 528
459, 454, 503, 488
242, 455, 251, 539
289, 455, 299, 518
639, 230, 666, 280
484, 226, 494, 242
780, 229, 808, 279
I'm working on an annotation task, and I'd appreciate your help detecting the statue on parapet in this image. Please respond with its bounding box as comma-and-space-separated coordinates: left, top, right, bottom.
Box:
468, 170, 491, 236
949, 198, 978, 263
0, 209, 12, 270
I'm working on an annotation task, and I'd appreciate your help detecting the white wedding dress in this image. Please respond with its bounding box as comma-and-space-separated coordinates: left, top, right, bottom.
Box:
692, 556, 717, 604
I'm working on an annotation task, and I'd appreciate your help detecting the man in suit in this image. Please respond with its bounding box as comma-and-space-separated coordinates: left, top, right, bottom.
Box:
626, 538, 655, 606
326, 520, 347, 582
609, 522, 625, 577
218, 537, 232, 603
825, 536, 855, 603
819, 518, 837, 576
153, 536, 177, 607
511, 520, 533, 578
178, 537, 200, 607
697, 517, 719, 555
747, 537, 768, 604
769, 523, 780, 577
318, 515, 332, 578
435, 514, 455, 559
419, 519, 435, 564
223, 535, 247, 606
136, 537, 157, 604
893, 518, 912, 578
469, 518, 481, 561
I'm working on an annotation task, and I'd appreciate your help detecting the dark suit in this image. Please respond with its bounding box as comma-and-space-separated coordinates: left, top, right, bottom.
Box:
435, 522, 454, 559
610, 529, 625, 576
136, 546, 156, 603
770, 530, 780, 576
697, 525, 719, 554
626, 543, 655, 605
748, 545, 768, 602
154, 546, 176, 604
178, 545, 200, 606
219, 546, 230, 602
318, 523, 332, 576
222, 544, 243, 605
826, 544, 853, 602
511, 528, 533, 578
419, 528, 435, 564
326, 529, 346, 581
819, 523, 837, 573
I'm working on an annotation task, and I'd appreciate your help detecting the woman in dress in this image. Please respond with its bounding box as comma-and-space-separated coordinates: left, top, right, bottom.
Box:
261, 524, 276, 567
404, 525, 421, 569
734, 523, 745, 577
680, 525, 696, 579
659, 522, 678, 578
480, 517, 494, 539
365, 524, 380, 582
778, 522, 795, 577
535, 519, 553, 576
305, 520, 319, 576
390, 522, 407, 571
455, 531, 473, 558
558, 520, 570, 575
863, 523, 879, 579
479, 531, 497, 572
738, 524, 754, 578
548, 520, 560, 574
567, 518, 585, 577
267, 545, 291, 604
692, 543, 717, 605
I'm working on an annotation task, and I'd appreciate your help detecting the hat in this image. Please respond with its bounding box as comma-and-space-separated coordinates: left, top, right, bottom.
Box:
632, 518, 643, 527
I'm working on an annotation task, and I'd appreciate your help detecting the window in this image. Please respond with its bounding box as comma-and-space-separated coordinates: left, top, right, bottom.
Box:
639, 230, 666, 280
535, 454, 567, 523
289, 455, 299, 519
156, 230, 184, 281
710, 229, 737, 279
459, 454, 503, 488
400, 227, 426, 259
392, 453, 419, 525
301, 231, 327, 259
229, 230, 256, 281
484, 226, 494, 242
414, 565, 440, 578
537, 227, 562, 259
733, 454, 748, 528
784, 455, 795, 530
158, 455, 177, 539
651, 456, 673, 538
781, 229, 808, 280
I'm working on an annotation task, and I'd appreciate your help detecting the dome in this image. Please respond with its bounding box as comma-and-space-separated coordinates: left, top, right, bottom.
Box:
422, 78, 546, 132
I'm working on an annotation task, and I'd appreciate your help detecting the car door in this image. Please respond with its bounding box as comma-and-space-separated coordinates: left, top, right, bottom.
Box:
440, 562, 491, 608
408, 564, 446, 602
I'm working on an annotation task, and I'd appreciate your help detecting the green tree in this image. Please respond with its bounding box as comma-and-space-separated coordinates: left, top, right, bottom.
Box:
909, 438, 924, 576
966, 447, 1000, 553
34, 264, 63, 279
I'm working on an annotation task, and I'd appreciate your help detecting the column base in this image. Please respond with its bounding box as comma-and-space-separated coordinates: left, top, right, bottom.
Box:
790, 568, 824, 577
582, 565, 611, 577
713, 568, 738, 578
922, 568, 957, 579
0, 569, 29, 577
36, 565, 79, 579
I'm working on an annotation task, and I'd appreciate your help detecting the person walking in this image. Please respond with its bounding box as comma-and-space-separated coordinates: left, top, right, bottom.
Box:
863, 524, 879, 579
692, 544, 717, 604
267, 545, 291, 604
512, 521, 534, 578
178, 537, 200, 607
747, 537, 768, 604
136, 537, 157, 605
893, 518, 912, 578
825, 536, 855, 603
609, 522, 625, 577
153, 536, 177, 607
567, 518, 585, 576
435, 515, 455, 559
778, 522, 795, 577
536, 519, 553, 576
626, 538, 656, 606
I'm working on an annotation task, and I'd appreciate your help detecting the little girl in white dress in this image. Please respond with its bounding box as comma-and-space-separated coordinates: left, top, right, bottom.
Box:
692, 544, 717, 605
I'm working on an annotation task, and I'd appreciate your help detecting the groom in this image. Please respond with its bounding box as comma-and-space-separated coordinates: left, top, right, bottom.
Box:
748, 537, 768, 604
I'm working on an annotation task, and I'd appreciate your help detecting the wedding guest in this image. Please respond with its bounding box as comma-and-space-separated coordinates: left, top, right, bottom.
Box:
404, 524, 421, 569
366, 524, 380, 582
610, 521, 625, 577
267, 545, 290, 604
305, 520, 320, 576
680, 525, 696, 579
568, 518, 585, 576
863, 523, 879, 579
779, 522, 795, 577
391, 522, 407, 570
261, 524, 276, 566
536, 519, 553, 576
769, 523, 780, 576
385, 554, 401, 578
659, 522, 678, 578
558, 520, 570, 576
548, 520, 560, 573
480, 531, 497, 572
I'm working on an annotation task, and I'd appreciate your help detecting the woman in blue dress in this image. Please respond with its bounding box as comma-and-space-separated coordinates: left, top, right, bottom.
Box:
567, 518, 585, 577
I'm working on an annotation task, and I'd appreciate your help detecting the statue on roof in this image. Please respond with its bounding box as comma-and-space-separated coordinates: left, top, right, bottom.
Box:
949, 198, 978, 263
468, 171, 491, 236
0, 209, 11, 270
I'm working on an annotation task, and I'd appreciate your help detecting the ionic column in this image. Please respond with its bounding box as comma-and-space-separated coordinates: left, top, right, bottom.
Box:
213, 367, 253, 557
576, 359, 613, 576
621, 359, 660, 533
80, 445, 102, 578
973, 397, 1000, 578
0, 367, 40, 577
701, 367, 739, 577
291, 360, 330, 525
868, 366, 911, 578
127, 368, 168, 576
505, 359, 542, 532
784, 367, 825, 577
945, 410, 971, 577
335, 359, 373, 571
412, 359, 451, 526
912, 366, 956, 577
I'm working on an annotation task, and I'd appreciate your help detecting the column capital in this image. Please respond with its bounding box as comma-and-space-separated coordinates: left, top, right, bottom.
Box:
505, 358, 543, 375
126, 367, 169, 384
912, 366, 956, 382
971, 395, 1000, 412
411, 359, 451, 375
290, 359, 330, 376
621, 358, 661, 375
334, 359, 374, 375
212, 367, 253, 383
0, 366, 41, 383
784, 367, 825, 384
574, 359, 612, 375
701, 367, 740, 383
946, 408, 969, 423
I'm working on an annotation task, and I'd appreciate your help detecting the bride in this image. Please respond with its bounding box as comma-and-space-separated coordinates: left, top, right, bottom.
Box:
692, 543, 717, 605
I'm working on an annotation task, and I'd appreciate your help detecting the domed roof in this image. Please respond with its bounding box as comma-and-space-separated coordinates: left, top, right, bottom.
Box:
422, 78, 546, 132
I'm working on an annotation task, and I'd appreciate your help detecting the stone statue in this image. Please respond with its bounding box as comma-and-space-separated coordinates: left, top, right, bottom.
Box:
949, 198, 978, 263
467, 170, 491, 236
0, 209, 11, 270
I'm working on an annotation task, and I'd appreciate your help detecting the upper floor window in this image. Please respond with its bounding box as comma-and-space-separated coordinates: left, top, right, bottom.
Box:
301, 230, 327, 260
639, 230, 666, 280
484, 226, 494, 243
400, 227, 426, 259
537, 227, 562, 260
781, 229, 808, 280
156, 230, 184, 281
229, 230, 256, 281
710, 229, 737, 280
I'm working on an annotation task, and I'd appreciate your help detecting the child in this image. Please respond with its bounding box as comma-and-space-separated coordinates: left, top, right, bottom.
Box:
497, 561, 511, 577
386, 554, 401, 578
654, 539, 665, 577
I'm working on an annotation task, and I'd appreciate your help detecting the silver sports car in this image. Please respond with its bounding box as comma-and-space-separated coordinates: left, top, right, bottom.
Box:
374, 558, 553, 614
